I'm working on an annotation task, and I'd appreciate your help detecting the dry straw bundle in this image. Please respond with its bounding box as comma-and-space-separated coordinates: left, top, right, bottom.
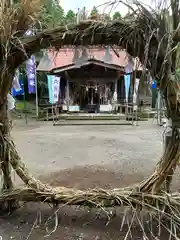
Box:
0, 0, 41, 96
0, 0, 180, 237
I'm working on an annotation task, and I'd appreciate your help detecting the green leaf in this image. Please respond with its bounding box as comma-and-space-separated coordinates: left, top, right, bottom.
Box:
66, 10, 76, 24
113, 12, 121, 20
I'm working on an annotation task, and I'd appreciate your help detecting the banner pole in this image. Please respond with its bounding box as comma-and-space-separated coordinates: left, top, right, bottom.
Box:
22, 71, 28, 124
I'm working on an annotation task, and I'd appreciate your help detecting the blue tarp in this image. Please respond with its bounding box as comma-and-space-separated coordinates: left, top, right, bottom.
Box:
152, 81, 157, 89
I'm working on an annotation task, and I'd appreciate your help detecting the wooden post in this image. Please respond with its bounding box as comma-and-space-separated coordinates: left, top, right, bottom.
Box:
114, 78, 117, 102
66, 78, 70, 112
157, 89, 161, 125
112, 78, 118, 112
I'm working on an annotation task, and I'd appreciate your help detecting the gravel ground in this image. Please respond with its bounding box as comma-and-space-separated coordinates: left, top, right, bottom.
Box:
0, 119, 178, 239
12, 119, 163, 183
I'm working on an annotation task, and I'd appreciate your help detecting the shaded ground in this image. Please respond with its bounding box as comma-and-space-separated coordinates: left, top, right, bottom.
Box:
0, 119, 178, 239
39, 165, 145, 190
0, 203, 172, 240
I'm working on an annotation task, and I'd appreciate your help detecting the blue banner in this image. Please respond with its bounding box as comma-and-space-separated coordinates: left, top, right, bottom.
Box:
124, 74, 131, 103
26, 55, 36, 94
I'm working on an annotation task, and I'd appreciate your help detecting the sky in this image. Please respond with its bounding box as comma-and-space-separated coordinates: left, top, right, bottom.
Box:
60, 0, 156, 15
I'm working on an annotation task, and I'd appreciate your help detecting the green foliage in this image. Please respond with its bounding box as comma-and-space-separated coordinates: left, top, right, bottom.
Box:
13, 0, 66, 28
12, 0, 20, 5
40, 0, 65, 28
90, 6, 99, 19
113, 11, 121, 20
65, 10, 76, 24
156, 79, 160, 88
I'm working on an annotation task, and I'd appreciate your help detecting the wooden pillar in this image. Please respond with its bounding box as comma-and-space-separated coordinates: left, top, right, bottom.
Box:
112, 78, 118, 110
114, 79, 117, 94
66, 78, 69, 112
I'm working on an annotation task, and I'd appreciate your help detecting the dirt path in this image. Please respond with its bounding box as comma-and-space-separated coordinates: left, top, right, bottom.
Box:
0, 203, 171, 240
0, 120, 178, 239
